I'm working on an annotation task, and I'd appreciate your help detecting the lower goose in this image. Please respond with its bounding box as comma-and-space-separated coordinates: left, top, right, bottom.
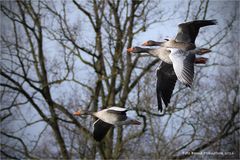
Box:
73, 107, 141, 141
127, 47, 210, 87
127, 47, 210, 111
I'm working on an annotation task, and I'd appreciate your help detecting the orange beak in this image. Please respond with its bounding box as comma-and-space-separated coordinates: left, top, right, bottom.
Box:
127, 48, 133, 53
142, 41, 148, 46
73, 111, 81, 116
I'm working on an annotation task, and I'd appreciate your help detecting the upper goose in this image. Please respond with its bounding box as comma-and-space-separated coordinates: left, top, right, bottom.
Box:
139, 20, 217, 64
142, 19, 217, 47
73, 107, 141, 141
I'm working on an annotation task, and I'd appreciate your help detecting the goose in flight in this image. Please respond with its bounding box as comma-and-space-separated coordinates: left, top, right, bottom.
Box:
127, 47, 209, 86
142, 19, 217, 47
73, 107, 141, 141
134, 19, 216, 111
127, 47, 210, 111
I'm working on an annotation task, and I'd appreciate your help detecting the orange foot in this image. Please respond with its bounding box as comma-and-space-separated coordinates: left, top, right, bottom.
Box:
194, 57, 208, 64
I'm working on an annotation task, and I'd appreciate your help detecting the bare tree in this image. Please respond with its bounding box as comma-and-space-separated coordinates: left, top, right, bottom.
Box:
0, 0, 239, 159
0, 0, 164, 159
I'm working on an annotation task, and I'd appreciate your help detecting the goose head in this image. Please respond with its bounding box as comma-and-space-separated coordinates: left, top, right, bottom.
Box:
126, 119, 141, 125
142, 40, 165, 46
73, 110, 91, 116
127, 47, 149, 54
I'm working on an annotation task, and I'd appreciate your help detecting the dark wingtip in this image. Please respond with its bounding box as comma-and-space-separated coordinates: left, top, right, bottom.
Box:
210, 19, 218, 25
93, 130, 104, 141
93, 132, 106, 142
158, 107, 163, 112
94, 136, 102, 142
93, 119, 112, 142
157, 99, 163, 112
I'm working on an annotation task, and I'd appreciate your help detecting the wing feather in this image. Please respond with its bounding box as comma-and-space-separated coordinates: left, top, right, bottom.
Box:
156, 61, 177, 111
169, 49, 195, 87
175, 20, 217, 43
93, 119, 113, 141
106, 107, 128, 115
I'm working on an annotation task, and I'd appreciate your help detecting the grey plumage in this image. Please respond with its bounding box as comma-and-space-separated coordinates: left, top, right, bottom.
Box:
74, 107, 140, 142
169, 49, 195, 87
130, 20, 217, 111
175, 19, 217, 44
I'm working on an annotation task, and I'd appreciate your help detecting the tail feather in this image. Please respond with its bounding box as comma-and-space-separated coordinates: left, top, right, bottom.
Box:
194, 19, 217, 27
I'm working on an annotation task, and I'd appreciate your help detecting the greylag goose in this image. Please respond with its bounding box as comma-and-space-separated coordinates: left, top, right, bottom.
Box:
129, 19, 217, 112
142, 19, 217, 47
127, 47, 209, 86
73, 107, 141, 141
127, 47, 210, 64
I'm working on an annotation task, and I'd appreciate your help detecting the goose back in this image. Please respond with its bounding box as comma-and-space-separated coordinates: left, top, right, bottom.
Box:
94, 107, 127, 125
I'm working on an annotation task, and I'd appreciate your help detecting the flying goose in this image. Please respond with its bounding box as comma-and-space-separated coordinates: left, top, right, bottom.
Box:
127, 46, 210, 64
129, 19, 217, 112
127, 47, 210, 111
142, 19, 217, 47
127, 47, 209, 86
73, 107, 141, 141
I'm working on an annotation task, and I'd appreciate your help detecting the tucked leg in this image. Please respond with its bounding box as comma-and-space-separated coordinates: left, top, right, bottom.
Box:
194, 57, 208, 64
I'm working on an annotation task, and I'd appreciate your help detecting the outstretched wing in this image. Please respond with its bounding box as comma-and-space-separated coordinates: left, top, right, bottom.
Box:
93, 119, 113, 141
175, 20, 217, 44
106, 107, 128, 115
169, 49, 195, 87
156, 61, 177, 111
